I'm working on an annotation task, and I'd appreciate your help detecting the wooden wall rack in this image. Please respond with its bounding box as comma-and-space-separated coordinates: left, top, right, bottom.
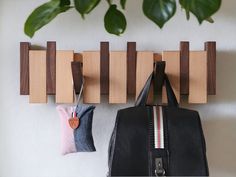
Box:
20, 41, 216, 104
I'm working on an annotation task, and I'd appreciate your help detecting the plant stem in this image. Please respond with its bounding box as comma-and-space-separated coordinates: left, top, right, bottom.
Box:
106, 0, 112, 6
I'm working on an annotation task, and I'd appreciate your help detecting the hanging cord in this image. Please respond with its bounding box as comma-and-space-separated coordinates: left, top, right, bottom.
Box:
72, 77, 84, 116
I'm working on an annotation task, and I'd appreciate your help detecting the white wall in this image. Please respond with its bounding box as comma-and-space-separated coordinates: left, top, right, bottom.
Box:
0, 0, 236, 177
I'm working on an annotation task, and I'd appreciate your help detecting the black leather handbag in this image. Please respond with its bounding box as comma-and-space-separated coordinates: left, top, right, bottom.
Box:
108, 62, 209, 176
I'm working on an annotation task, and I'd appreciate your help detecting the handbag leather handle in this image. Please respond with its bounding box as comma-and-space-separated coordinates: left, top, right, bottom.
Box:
135, 61, 178, 107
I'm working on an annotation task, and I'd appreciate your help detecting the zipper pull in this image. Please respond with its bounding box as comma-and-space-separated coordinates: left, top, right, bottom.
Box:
155, 158, 166, 177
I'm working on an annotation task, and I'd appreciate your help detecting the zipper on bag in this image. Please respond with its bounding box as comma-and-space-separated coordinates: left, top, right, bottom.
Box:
155, 158, 165, 176
149, 106, 168, 177
153, 106, 164, 149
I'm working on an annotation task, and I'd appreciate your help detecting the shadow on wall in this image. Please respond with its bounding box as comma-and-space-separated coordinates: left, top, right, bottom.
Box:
217, 0, 236, 20
182, 50, 236, 176
200, 51, 236, 104
177, 50, 236, 106
210, 51, 236, 103
202, 118, 236, 176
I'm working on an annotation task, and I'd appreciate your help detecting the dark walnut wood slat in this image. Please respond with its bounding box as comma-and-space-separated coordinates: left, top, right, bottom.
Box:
127, 42, 137, 95
46, 41, 56, 95
20, 42, 30, 95
20, 41, 216, 100
180, 41, 189, 95
205, 41, 216, 95
71, 61, 83, 94
100, 42, 109, 95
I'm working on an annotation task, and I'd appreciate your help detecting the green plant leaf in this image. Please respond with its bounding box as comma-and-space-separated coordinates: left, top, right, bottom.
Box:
74, 0, 101, 18
179, 0, 221, 24
104, 4, 127, 35
206, 17, 214, 23
24, 0, 71, 38
143, 0, 176, 28
60, 0, 71, 6
120, 0, 126, 9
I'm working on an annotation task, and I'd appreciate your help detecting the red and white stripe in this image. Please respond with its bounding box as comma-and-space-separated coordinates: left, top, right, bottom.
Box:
153, 106, 164, 149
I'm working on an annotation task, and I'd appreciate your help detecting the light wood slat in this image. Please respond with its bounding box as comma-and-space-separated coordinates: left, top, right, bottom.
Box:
29, 50, 47, 103
189, 51, 207, 103
136, 51, 154, 103
109, 52, 127, 103
56, 50, 74, 103
162, 51, 180, 103
83, 51, 101, 103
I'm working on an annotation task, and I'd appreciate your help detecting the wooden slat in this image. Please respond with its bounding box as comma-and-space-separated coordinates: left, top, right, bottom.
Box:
46, 41, 56, 95
56, 51, 74, 103
162, 51, 180, 103
71, 61, 82, 94
109, 52, 127, 103
20, 42, 30, 95
189, 51, 207, 103
136, 51, 154, 103
205, 41, 216, 95
127, 42, 137, 95
100, 42, 109, 95
29, 50, 47, 103
180, 41, 189, 95
83, 51, 101, 103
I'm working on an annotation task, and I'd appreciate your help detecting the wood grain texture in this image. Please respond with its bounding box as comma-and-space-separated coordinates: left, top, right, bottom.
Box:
189, 51, 207, 104
83, 51, 101, 103
29, 50, 47, 103
20, 42, 30, 95
136, 51, 154, 103
109, 52, 127, 103
205, 41, 216, 95
71, 61, 82, 94
100, 42, 109, 95
162, 51, 180, 103
46, 41, 56, 95
180, 41, 189, 95
56, 51, 74, 104
127, 42, 137, 95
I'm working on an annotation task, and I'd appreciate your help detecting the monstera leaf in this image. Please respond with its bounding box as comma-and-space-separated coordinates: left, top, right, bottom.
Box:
60, 0, 71, 6
24, 0, 71, 38
179, 0, 222, 24
24, 0, 222, 37
143, 0, 176, 28
120, 0, 127, 9
104, 5, 127, 35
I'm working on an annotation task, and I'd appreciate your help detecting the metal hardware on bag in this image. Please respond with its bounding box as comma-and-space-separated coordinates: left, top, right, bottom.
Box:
155, 158, 166, 177
68, 112, 80, 129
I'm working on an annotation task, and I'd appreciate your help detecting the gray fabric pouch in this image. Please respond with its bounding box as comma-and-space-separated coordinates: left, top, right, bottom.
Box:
74, 104, 96, 152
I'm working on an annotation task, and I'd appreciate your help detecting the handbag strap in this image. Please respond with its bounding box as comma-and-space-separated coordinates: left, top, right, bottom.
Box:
135, 62, 178, 107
